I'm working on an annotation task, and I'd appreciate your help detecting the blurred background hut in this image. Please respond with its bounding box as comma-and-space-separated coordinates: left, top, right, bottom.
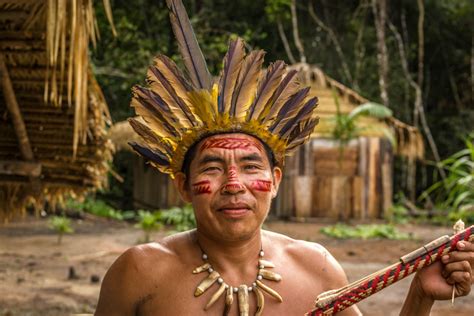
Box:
109, 63, 424, 220
0, 0, 115, 221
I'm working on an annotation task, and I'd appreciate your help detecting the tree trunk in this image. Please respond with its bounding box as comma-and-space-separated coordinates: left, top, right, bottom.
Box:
290, 0, 306, 63
277, 19, 296, 64
372, 0, 390, 107
308, 1, 354, 86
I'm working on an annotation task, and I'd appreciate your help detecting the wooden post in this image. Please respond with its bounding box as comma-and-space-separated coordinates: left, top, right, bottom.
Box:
381, 139, 393, 216
367, 137, 381, 218
0, 54, 34, 161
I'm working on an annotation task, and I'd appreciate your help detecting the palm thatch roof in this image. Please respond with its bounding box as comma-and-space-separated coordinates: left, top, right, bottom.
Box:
0, 0, 114, 220
289, 63, 424, 160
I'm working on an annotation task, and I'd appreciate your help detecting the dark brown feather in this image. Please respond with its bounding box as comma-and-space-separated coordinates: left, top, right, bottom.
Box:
166, 0, 212, 89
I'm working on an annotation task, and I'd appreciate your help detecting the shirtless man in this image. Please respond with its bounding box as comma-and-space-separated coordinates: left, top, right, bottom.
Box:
95, 133, 474, 315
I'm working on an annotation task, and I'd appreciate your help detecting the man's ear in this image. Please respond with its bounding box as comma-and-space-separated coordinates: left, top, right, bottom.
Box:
173, 172, 192, 203
271, 166, 282, 198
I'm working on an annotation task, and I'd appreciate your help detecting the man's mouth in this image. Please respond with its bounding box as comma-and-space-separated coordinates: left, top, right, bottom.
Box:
218, 203, 251, 217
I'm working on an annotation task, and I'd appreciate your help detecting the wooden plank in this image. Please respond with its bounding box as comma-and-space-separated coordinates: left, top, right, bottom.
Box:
367, 138, 380, 218
352, 176, 363, 219
314, 147, 358, 161
314, 160, 358, 176
283, 153, 297, 217
381, 139, 393, 217
293, 176, 313, 218
312, 176, 328, 217
331, 176, 351, 220
0, 160, 41, 176
358, 137, 369, 219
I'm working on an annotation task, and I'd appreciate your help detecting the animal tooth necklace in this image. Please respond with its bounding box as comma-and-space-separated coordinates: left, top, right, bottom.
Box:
192, 244, 283, 316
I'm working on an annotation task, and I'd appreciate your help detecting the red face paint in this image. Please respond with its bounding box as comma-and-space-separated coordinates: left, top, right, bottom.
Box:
200, 137, 262, 152
192, 180, 211, 195
228, 166, 238, 181
251, 180, 272, 192
222, 183, 245, 192
221, 166, 245, 193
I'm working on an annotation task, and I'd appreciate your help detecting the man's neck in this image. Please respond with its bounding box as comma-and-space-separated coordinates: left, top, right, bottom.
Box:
192, 229, 263, 273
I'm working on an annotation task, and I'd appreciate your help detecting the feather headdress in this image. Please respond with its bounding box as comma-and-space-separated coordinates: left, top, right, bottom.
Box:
129, 0, 319, 177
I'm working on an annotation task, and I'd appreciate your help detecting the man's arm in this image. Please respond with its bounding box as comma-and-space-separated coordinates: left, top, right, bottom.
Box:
95, 246, 147, 316
400, 240, 473, 316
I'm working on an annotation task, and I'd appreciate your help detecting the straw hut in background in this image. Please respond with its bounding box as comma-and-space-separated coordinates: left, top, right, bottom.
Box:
0, 0, 115, 220
110, 64, 423, 220
275, 64, 424, 221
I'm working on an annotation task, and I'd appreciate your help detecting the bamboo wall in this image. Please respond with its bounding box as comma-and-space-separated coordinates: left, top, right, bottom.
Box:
271, 137, 393, 220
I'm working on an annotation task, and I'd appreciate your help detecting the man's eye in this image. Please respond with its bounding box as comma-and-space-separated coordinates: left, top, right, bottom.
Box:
203, 166, 220, 172
244, 165, 260, 170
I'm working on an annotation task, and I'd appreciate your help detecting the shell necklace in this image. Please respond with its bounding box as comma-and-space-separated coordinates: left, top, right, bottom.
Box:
192, 246, 283, 316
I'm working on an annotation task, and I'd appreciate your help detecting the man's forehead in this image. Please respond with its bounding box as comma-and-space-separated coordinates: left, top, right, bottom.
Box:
197, 133, 264, 153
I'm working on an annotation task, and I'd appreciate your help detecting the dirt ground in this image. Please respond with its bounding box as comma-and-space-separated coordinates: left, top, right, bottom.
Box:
0, 216, 472, 316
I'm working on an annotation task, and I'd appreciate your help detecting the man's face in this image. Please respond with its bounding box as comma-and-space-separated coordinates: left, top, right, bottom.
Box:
175, 133, 282, 242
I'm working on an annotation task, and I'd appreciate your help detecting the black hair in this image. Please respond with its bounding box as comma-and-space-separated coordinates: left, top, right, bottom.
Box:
181, 133, 278, 186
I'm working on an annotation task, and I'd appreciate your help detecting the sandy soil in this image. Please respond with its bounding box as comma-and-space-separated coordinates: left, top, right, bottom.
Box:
0, 216, 472, 316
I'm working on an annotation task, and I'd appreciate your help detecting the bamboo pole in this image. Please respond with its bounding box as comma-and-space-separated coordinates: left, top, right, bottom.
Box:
0, 54, 34, 161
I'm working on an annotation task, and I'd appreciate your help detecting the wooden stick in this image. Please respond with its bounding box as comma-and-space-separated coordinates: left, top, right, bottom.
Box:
307, 225, 474, 315
0, 54, 34, 161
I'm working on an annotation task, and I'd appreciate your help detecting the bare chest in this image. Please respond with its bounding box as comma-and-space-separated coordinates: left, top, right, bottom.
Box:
137, 264, 324, 316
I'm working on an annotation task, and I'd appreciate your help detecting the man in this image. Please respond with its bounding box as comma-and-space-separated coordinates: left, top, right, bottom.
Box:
96, 132, 473, 315
96, 1, 473, 314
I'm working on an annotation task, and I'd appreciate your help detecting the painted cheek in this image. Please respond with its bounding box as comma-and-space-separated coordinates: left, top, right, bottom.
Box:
192, 180, 212, 195
250, 180, 272, 192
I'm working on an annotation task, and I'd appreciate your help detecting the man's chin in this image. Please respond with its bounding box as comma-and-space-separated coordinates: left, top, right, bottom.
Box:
217, 222, 260, 241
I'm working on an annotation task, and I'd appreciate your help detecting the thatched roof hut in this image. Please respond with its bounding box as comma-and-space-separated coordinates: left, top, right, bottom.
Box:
0, 0, 114, 220
290, 63, 424, 160
274, 64, 424, 220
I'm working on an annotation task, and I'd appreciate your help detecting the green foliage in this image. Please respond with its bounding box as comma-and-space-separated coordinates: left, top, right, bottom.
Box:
420, 134, 474, 223
386, 203, 410, 225
264, 0, 291, 22
332, 98, 394, 162
333, 100, 394, 146
66, 197, 135, 221
135, 210, 162, 243
49, 216, 74, 244
157, 204, 196, 232
320, 224, 411, 240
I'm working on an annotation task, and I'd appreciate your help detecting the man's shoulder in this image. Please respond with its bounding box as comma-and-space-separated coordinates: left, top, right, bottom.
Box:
262, 229, 329, 260
114, 230, 193, 275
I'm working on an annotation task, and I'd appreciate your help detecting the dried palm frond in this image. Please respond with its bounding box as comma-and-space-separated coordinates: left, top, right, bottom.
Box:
45, 0, 115, 156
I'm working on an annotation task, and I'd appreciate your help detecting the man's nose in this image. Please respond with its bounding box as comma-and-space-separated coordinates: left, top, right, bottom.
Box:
221, 166, 245, 194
